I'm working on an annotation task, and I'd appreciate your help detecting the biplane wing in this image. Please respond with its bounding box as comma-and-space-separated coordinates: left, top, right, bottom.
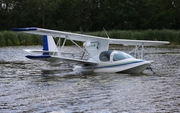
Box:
26, 54, 98, 66
109, 38, 169, 46
12, 27, 169, 46
12, 27, 169, 57
12, 27, 108, 42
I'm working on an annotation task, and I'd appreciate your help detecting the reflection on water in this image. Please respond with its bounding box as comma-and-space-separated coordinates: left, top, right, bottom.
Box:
0, 46, 180, 112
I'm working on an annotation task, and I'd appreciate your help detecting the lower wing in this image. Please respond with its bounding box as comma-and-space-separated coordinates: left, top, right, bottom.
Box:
26, 54, 98, 66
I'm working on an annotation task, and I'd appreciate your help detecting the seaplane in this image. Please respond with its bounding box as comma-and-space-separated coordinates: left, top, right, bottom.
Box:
12, 27, 169, 73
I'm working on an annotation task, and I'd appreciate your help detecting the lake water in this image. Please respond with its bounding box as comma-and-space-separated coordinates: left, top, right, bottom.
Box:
0, 46, 180, 113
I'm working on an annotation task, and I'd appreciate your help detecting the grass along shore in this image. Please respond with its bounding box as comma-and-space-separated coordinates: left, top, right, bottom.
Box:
0, 29, 180, 46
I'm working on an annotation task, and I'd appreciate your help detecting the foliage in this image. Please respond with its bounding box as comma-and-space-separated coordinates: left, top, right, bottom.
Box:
1, 30, 180, 46
0, 0, 179, 31
0, 31, 42, 46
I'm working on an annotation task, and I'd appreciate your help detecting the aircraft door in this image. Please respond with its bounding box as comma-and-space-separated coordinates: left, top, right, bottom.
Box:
99, 50, 113, 62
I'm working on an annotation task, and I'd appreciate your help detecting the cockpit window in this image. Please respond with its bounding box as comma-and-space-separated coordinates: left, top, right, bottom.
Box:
113, 51, 134, 61
99, 50, 113, 62
99, 50, 134, 62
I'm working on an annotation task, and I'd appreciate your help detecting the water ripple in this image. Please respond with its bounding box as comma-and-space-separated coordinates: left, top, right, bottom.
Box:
0, 46, 180, 112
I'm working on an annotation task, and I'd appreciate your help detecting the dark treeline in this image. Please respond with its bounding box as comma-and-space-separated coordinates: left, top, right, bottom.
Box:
0, 0, 180, 31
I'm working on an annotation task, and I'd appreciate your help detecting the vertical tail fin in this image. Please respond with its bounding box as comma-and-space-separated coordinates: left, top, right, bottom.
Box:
43, 35, 58, 55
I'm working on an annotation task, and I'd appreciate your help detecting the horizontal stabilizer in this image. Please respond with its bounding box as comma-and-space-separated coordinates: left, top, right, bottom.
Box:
26, 55, 51, 59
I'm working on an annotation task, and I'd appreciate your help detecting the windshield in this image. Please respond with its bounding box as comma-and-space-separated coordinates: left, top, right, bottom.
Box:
113, 51, 134, 61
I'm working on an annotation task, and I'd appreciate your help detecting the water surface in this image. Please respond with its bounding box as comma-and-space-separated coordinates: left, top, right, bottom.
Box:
0, 46, 180, 113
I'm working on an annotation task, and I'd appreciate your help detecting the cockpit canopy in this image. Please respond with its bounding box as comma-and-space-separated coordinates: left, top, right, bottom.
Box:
99, 50, 134, 62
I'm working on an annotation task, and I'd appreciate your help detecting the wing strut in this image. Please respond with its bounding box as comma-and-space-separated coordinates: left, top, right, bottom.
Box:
103, 28, 110, 39
129, 44, 145, 59
65, 36, 98, 62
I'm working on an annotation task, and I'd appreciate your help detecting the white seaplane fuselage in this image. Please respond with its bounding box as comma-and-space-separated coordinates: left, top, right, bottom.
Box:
74, 50, 151, 73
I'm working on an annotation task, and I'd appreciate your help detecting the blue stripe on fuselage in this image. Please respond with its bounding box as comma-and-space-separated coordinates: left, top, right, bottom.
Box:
96, 61, 144, 69
81, 60, 144, 70
80, 60, 145, 70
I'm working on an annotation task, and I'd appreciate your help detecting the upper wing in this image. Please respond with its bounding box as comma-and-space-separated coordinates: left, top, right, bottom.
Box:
109, 38, 169, 46
12, 27, 169, 46
12, 27, 108, 42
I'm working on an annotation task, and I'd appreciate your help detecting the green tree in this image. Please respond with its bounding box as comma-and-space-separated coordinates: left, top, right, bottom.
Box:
172, 0, 180, 29
0, 0, 179, 31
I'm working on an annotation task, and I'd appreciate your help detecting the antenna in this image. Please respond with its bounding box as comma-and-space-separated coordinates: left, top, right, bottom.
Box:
103, 28, 110, 39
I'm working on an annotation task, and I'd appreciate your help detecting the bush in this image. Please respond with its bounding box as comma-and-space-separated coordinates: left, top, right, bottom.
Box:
0, 30, 180, 46
0, 31, 42, 46
0, 32, 5, 46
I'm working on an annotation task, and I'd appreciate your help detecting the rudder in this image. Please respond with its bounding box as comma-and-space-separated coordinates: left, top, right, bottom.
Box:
43, 35, 58, 55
